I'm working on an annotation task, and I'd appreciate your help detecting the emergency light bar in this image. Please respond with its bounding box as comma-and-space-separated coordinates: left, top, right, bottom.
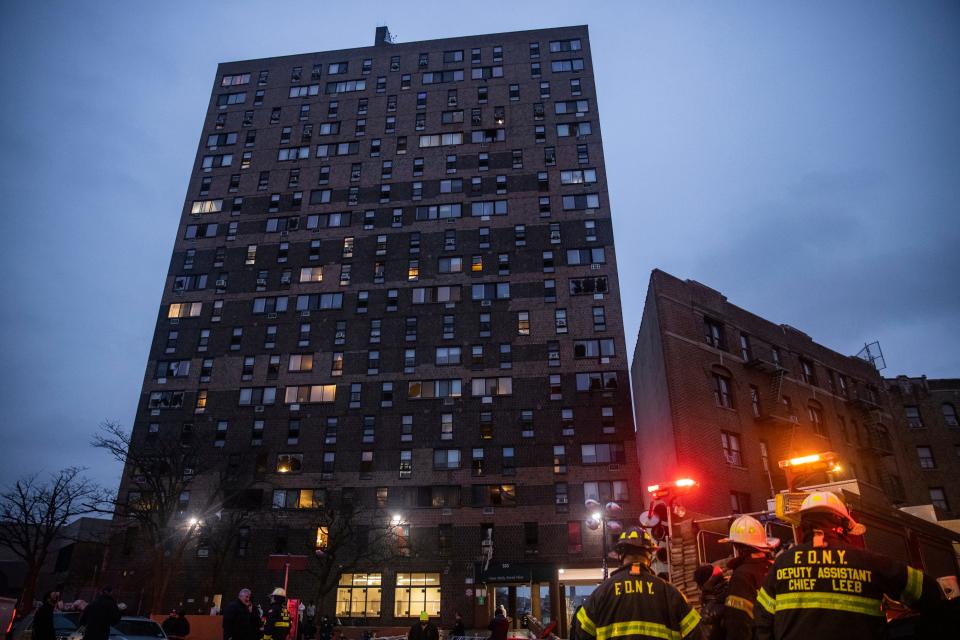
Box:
647, 478, 698, 495
778, 452, 837, 469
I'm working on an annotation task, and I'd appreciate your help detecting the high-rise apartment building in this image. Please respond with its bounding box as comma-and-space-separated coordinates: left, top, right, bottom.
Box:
112, 25, 636, 633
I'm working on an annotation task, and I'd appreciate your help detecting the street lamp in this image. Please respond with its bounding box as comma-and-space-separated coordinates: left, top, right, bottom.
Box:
584, 499, 622, 579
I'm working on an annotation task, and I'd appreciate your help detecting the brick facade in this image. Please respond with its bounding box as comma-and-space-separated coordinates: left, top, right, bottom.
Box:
885, 376, 960, 519
631, 270, 914, 518
109, 25, 638, 631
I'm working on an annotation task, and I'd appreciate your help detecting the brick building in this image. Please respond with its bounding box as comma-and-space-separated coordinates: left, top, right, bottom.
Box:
885, 376, 960, 520
110, 25, 637, 632
631, 269, 914, 519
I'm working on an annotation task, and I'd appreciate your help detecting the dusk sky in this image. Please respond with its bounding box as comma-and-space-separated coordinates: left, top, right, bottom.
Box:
1, 1, 957, 492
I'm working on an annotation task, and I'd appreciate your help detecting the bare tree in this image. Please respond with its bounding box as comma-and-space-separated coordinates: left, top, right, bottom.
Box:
304, 501, 410, 612
93, 420, 253, 613
0, 467, 104, 611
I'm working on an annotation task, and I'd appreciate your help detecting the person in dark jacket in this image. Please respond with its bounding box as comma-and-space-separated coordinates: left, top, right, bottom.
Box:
487, 607, 509, 640
223, 589, 261, 640
79, 587, 121, 640
693, 565, 727, 640
407, 612, 438, 640
718, 515, 778, 640
450, 612, 465, 638
162, 609, 191, 640
572, 528, 703, 640
33, 591, 60, 640
262, 589, 291, 640
755, 491, 943, 639
316, 616, 332, 640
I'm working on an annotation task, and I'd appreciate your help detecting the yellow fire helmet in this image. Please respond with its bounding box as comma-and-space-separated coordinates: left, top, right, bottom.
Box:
419, 612, 430, 622
719, 515, 780, 549
798, 491, 866, 535
271, 587, 287, 597
616, 527, 657, 552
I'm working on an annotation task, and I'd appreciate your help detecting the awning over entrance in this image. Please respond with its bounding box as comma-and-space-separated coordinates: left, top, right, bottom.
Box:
558, 567, 604, 583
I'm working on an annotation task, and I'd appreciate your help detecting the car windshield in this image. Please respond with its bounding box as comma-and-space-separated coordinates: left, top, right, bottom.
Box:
111, 621, 165, 638
54, 614, 79, 631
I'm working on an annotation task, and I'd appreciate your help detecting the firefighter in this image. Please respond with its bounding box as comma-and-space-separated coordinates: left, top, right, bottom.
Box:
262, 588, 292, 640
755, 491, 943, 639
573, 527, 704, 640
717, 515, 778, 640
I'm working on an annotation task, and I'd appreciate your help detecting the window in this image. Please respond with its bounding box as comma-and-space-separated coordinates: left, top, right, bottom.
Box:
583, 481, 629, 503
576, 372, 618, 391
554, 482, 570, 512
283, 385, 336, 404
433, 449, 461, 470
580, 443, 625, 465
730, 491, 751, 515
721, 432, 743, 466
557, 122, 592, 137
704, 318, 726, 349
394, 573, 440, 618
749, 385, 761, 417
905, 406, 924, 428
800, 359, 818, 386
809, 404, 826, 436
555, 309, 568, 334
275, 453, 303, 474
943, 403, 959, 427
566, 247, 605, 265
471, 377, 512, 397
917, 446, 936, 469
929, 487, 949, 511
336, 573, 382, 618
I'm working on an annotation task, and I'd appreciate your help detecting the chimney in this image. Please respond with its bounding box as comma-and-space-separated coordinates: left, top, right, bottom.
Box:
374, 26, 393, 47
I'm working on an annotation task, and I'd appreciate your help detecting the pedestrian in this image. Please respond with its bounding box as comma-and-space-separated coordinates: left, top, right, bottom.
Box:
407, 612, 438, 640
451, 612, 465, 638
223, 589, 261, 640
33, 591, 61, 640
693, 564, 727, 640
488, 606, 509, 640
304, 602, 315, 621
262, 588, 291, 640
162, 609, 191, 640
317, 615, 333, 640
718, 514, 778, 639
755, 491, 943, 639
79, 586, 122, 640
571, 528, 704, 640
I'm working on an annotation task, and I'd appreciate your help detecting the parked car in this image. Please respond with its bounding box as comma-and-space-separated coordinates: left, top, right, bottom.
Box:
10, 611, 81, 640
65, 617, 166, 640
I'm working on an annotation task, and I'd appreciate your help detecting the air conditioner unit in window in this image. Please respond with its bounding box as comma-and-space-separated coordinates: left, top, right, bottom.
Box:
215, 280, 227, 288
556, 495, 569, 504
481, 300, 492, 307
482, 507, 495, 515
257, 278, 267, 286
280, 230, 289, 237
255, 405, 264, 413
608, 463, 621, 471
442, 508, 452, 516
590, 263, 602, 270
267, 312, 277, 319
300, 311, 311, 317
170, 319, 180, 325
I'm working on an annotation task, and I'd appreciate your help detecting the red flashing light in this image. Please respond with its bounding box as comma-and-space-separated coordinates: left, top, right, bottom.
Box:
647, 484, 660, 493
675, 478, 696, 488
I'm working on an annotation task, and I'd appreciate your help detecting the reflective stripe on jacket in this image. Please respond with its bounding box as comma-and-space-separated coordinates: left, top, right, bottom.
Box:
572, 563, 703, 640
754, 542, 942, 639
